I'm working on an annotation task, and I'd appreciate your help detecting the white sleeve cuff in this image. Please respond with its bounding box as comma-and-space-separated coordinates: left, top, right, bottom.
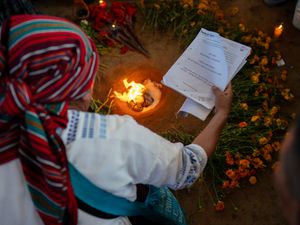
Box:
171, 144, 207, 190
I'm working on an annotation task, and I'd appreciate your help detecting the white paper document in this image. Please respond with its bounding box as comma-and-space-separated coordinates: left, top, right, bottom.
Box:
162, 28, 251, 120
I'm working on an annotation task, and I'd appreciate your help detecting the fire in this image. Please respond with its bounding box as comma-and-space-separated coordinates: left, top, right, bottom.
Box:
114, 79, 146, 104
114, 78, 162, 113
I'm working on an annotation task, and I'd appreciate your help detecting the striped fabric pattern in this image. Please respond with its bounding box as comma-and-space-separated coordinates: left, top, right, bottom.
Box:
0, 15, 99, 225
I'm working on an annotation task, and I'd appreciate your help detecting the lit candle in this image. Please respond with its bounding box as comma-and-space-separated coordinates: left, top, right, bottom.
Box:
111, 23, 117, 30
99, 0, 107, 9
274, 23, 284, 38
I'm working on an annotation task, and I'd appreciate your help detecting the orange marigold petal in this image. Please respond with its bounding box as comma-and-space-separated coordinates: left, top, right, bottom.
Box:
249, 176, 257, 185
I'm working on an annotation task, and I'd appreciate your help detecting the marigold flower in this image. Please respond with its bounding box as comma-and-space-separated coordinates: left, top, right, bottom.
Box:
225, 169, 236, 180
251, 74, 260, 84
263, 116, 272, 127
239, 159, 250, 169
259, 137, 268, 145
264, 144, 273, 153
239, 23, 246, 32
249, 55, 259, 64
276, 118, 288, 128
255, 37, 263, 45
251, 115, 260, 122
225, 151, 234, 165
239, 121, 248, 128
252, 149, 260, 157
264, 42, 270, 50
221, 180, 230, 189
229, 180, 239, 188
271, 141, 281, 151
240, 103, 248, 110
258, 31, 263, 37
215, 200, 225, 212
252, 157, 264, 169
260, 56, 268, 66
209, 1, 219, 11
269, 106, 279, 117
251, 71, 261, 83
249, 176, 257, 185
263, 152, 272, 161
241, 35, 252, 43
238, 168, 250, 178
276, 118, 282, 127
197, 2, 208, 11
229, 7, 239, 16
281, 88, 294, 101
181, 0, 193, 7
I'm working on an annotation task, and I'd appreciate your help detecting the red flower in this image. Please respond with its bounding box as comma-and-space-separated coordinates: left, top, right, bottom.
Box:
89, 6, 113, 28
120, 46, 129, 54
87, 2, 143, 56
127, 6, 137, 17
109, 2, 136, 25
99, 30, 108, 38
112, 7, 126, 24
106, 39, 115, 47
215, 200, 225, 212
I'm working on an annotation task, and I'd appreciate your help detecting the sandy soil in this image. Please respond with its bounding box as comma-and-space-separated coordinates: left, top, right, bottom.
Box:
34, 0, 300, 225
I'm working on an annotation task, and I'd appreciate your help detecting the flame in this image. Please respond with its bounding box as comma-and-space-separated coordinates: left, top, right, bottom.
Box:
114, 79, 146, 103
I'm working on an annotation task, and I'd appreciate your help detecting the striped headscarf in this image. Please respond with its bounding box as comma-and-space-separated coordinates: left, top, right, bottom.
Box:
0, 15, 99, 224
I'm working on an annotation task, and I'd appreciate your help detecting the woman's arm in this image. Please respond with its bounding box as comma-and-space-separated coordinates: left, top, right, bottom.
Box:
192, 84, 233, 157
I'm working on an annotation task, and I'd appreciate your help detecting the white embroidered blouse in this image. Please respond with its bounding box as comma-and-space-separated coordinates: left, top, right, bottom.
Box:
0, 110, 207, 225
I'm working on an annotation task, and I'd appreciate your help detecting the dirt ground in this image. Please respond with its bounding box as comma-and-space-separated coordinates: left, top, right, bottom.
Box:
35, 0, 300, 225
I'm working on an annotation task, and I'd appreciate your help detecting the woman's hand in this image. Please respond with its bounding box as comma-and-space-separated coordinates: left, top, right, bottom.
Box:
192, 83, 233, 157
212, 83, 233, 117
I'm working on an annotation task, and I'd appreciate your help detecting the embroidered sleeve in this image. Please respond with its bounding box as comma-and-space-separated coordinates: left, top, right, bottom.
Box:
170, 144, 207, 190
65, 110, 80, 145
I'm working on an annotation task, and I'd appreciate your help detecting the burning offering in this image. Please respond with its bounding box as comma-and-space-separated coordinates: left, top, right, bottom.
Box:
114, 79, 162, 112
